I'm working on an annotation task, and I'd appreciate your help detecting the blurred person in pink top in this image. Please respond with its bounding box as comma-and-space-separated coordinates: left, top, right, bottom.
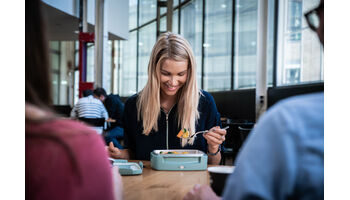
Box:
25, 0, 122, 199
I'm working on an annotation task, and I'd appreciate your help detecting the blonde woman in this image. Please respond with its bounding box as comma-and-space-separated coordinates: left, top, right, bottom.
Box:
108, 32, 226, 164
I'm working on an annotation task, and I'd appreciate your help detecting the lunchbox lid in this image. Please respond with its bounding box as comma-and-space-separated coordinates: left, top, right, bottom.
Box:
152, 149, 205, 157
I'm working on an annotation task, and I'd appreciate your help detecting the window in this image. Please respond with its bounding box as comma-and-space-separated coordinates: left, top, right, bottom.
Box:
234, 0, 275, 89
160, 9, 179, 34
173, 9, 179, 34
139, 0, 157, 26
204, 0, 232, 91
86, 44, 95, 82
234, 0, 257, 89
129, 0, 138, 30
138, 22, 156, 91
277, 0, 323, 86
181, 0, 202, 88
50, 41, 60, 104
50, 41, 75, 105
117, 0, 323, 98
113, 41, 121, 94
103, 41, 113, 93
120, 31, 137, 96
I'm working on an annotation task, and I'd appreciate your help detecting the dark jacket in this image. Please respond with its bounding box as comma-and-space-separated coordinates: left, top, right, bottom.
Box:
105, 94, 124, 129
123, 90, 221, 160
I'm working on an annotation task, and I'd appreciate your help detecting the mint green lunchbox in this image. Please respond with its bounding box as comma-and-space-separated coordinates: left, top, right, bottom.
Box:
150, 149, 208, 171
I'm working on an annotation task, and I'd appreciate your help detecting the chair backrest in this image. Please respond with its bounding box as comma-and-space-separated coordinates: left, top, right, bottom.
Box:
238, 125, 254, 143
53, 105, 72, 117
222, 119, 255, 151
78, 118, 105, 127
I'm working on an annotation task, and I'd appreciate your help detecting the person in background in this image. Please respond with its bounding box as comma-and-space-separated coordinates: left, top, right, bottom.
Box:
107, 32, 227, 165
183, 0, 324, 199
93, 87, 125, 149
70, 89, 109, 120
82, 89, 93, 97
25, 0, 122, 199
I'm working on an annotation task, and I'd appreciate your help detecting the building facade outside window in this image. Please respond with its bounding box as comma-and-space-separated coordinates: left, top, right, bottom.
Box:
277, 0, 323, 86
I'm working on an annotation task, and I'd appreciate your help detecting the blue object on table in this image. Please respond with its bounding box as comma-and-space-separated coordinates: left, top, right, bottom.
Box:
110, 159, 143, 175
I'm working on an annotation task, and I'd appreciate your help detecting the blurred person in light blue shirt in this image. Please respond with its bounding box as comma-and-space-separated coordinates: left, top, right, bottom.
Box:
183, 0, 324, 199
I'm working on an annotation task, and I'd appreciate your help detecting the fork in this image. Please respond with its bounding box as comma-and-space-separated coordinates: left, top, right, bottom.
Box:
185, 126, 229, 140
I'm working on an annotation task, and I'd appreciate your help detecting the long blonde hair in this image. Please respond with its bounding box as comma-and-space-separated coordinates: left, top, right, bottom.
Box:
137, 32, 201, 145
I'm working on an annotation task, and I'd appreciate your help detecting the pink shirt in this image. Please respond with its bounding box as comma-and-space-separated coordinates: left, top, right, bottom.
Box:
26, 119, 115, 200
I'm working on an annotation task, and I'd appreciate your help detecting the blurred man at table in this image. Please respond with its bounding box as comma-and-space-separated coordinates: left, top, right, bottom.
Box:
93, 87, 125, 149
184, 0, 324, 200
70, 89, 109, 120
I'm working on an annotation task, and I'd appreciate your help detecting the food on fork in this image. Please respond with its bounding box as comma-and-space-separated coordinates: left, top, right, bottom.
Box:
177, 128, 190, 138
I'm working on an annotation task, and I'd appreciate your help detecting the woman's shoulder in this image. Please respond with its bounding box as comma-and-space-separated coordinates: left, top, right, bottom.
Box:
199, 90, 216, 105
26, 118, 101, 141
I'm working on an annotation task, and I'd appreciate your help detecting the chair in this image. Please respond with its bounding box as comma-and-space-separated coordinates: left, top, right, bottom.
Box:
238, 125, 253, 144
78, 118, 106, 134
53, 105, 72, 117
220, 119, 254, 165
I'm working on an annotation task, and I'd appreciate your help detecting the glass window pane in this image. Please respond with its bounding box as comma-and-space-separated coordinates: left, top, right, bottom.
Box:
74, 41, 79, 67
103, 41, 113, 93
129, 0, 138, 29
51, 53, 60, 71
234, 0, 258, 89
113, 41, 120, 94
267, 0, 275, 86
74, 70, 79, 104
160, 16, 166, 32
277, 0, 323, 86
138, 22, 156, 91
50, 41, 60, 51
121, 31, 137, 96
52, 73, 59, 104
174, 0, 179, 7
173, 9, 179, 34
161, 7, 167, 15
160, 9, 178, 34
234, 0, 274, 89
86, 44, 95, 82
139, 0, 157, 26
204, 0, 232, 91
181, 0, 203, 88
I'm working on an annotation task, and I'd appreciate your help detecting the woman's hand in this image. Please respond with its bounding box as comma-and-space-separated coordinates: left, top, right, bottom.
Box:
203, 126, 227, 154
183, 184, 221, 200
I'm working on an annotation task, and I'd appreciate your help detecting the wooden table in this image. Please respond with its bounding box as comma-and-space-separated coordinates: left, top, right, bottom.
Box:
122, 160, 212, 200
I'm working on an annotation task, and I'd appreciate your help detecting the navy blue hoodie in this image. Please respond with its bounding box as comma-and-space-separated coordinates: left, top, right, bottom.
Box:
123, 90, 222, 160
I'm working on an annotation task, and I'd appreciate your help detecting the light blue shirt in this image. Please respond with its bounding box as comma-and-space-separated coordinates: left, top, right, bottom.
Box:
223, 92, 324, 200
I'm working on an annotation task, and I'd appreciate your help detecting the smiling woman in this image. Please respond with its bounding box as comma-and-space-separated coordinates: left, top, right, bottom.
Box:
160, 59, 188, 98
107, 32, 227, 165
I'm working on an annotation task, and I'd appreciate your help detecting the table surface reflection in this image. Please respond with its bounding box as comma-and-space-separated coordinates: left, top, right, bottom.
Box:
121, 160, 215, 200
